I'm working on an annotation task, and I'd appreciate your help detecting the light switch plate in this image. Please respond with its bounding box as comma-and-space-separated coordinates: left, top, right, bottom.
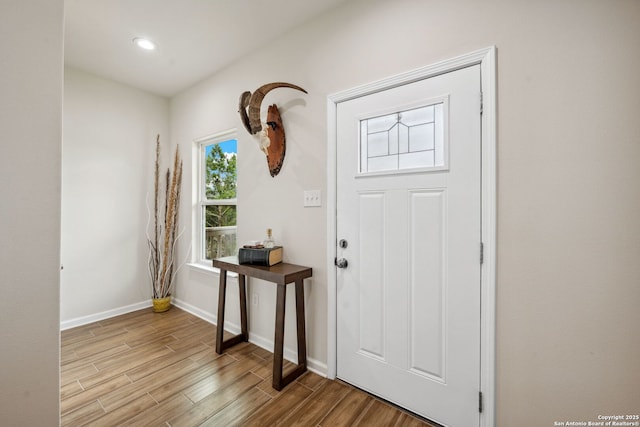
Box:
303, 189, 321, 207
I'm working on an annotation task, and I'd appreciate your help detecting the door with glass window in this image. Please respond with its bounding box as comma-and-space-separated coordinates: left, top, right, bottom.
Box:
336, 65, 482, 426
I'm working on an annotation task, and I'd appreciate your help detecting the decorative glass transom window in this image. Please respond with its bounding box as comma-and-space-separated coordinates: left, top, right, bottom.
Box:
359, 100, 447, 173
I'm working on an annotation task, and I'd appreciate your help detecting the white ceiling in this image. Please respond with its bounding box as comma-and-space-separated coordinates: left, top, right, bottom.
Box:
64, 0, 351, 97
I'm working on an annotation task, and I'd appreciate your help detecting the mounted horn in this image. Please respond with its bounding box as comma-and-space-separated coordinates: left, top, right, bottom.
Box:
238, 91, 252, 134
238, 82, 307, 135
237, 82, 307, 177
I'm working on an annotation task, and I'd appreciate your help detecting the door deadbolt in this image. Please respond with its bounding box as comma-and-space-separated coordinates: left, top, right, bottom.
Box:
339, 239, 348, 249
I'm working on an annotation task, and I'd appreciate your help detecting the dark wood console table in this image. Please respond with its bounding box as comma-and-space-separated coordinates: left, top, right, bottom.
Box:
212, 256, 312, 391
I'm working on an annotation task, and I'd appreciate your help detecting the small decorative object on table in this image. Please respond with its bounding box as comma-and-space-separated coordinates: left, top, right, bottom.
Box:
264, 228, 275, 248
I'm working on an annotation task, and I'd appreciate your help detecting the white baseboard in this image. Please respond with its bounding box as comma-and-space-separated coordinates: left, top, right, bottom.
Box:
60, 300, 151, 331
173, 298, 327, 377
172, 298, 219, 326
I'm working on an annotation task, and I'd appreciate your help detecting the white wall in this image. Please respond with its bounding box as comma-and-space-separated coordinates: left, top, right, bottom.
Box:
170, 44, 329, 371
61, 68, 170, 325
0, 0, 64, 423
171, 0, 640, 425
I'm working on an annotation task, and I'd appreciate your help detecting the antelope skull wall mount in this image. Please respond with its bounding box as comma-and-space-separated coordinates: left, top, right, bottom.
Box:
238, 82, 307, 177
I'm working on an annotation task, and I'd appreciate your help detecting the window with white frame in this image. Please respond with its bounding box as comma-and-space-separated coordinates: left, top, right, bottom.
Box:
196, 131, 237, 263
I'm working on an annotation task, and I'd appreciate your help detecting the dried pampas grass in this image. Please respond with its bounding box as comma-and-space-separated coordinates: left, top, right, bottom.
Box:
147, 135, 184, 299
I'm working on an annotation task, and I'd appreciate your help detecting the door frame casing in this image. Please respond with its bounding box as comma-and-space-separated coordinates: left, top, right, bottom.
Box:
326, 46, 497, 427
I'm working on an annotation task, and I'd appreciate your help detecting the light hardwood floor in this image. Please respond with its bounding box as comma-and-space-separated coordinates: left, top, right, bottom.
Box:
61, 307, 437, 426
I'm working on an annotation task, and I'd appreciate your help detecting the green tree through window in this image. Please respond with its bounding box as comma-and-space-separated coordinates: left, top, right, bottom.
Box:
201, 138, 237, 260
205, 144, 237, 228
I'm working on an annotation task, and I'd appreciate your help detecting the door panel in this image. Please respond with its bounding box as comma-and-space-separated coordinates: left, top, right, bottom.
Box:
409, 189, 446, 381
358, 191, 386, 359
336, 64, 481, 427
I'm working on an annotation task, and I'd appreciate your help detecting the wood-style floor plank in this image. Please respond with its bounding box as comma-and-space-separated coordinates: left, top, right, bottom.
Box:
61, 399, 105, 427
99, 356, 200, 412
148, 354, 237, 403
168, 372, 263, 427
279, 379, 351, 426
121, 393, 194, 427
61, 374, 131, 415
317, 387, 375, 426
61, 343, 130, 375
241, 381, 313, 427
181, 354, 262, 403
60, 380, 84, 401
356, 399, 407, 426
124, 342, 209, 382
60, 307, 435, 426
87, 393, 158, 426
199, 386, 271, 426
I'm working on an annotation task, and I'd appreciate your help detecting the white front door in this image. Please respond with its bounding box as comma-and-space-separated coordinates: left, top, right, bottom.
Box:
336, 64, 482, 427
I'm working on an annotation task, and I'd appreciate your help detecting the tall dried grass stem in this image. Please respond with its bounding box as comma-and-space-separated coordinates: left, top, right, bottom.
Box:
147, 136, 184, 299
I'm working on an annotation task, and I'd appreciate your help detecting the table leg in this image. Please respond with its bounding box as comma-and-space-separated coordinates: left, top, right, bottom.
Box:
294, 279, 307, 368
272, 280, 308, 391
238, 274, 248, 340
215, 268, 227, 354
272, 283, 286, 390
216, 272, 249, 354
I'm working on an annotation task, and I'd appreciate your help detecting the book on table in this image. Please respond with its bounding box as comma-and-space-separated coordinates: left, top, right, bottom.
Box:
238, 246, 283, 266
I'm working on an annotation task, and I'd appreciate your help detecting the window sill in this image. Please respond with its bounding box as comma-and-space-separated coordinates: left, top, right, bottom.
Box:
187, 262, 238, 278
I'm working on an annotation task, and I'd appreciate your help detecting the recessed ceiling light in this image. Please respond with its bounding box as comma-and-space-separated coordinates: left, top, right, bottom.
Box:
133, 37, 156, 51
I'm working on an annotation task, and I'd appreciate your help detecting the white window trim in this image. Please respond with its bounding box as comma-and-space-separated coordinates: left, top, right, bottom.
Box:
190, 129, 237, 272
